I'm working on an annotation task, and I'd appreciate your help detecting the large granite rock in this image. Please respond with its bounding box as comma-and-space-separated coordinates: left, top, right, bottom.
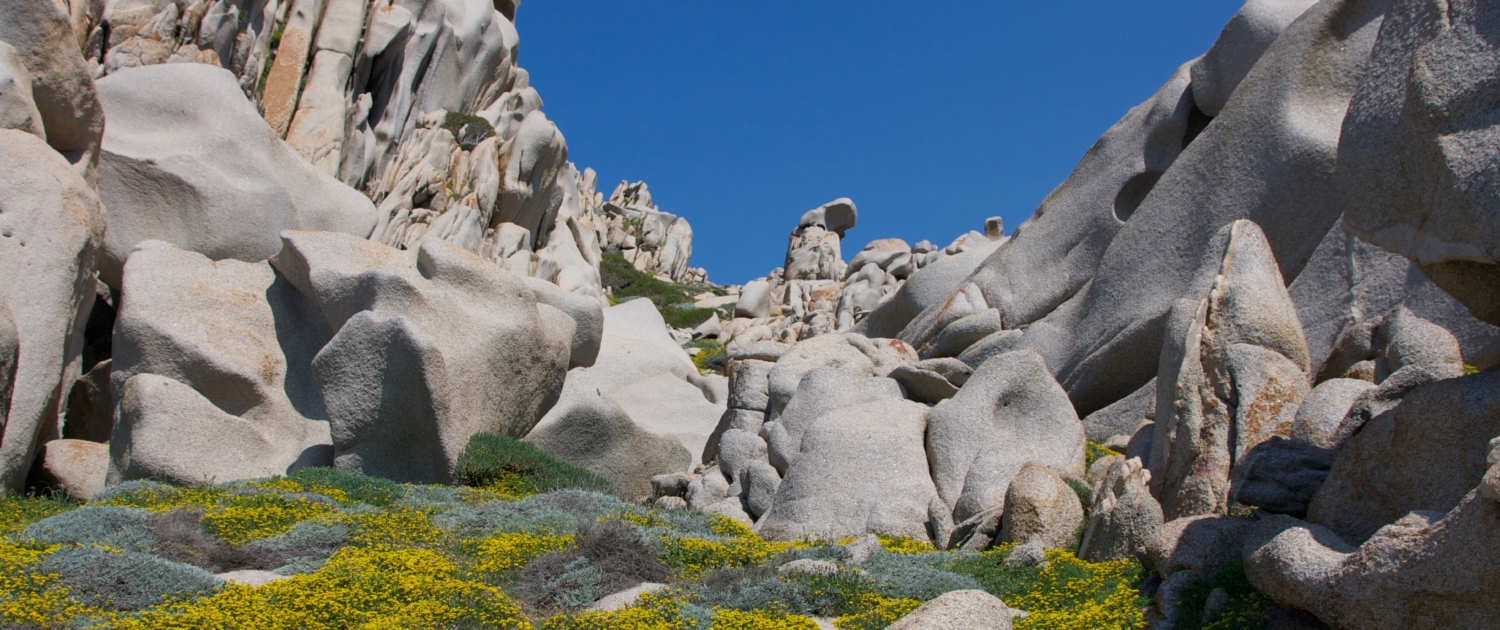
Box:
0, 42, 43, 139
764, 333, 913, 421
274, 232, 572, 483
1149, 221, 1311, 520
1246, 453, 1500, 630
107, 240, 338, 486
0, 130, 103, 490
95, 63, 377, 288
766, 369, 905, 475
887, 590, 1015, 630
1189, 0, 1320, 116
1289, 218, 1500, 379
997, 461, 1085, 549
1338, 0, 1500, 326
756, 396, 943, 542
525, 299, 725, 495
0, 0, 104, 181
1018, 0, 1391, 416
857, 236, 1003, 340
1306, 369, 1500, 543
926, 349, 1086, 524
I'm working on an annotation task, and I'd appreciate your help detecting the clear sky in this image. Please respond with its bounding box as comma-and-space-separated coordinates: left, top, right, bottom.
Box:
517, 1, 1246, 286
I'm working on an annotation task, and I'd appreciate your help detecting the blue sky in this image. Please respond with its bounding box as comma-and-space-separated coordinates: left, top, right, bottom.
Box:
518, 1, 1245, 285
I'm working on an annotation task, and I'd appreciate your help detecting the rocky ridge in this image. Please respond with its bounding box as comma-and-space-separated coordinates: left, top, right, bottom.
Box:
0, 0, 1498, 628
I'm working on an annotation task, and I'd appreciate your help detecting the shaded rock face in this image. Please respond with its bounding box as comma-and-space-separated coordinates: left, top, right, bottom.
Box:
95, 63, 377, 289
525, 299, 724, 498
1339, 0, 1500, 326
109, 233, 577, 486
0, 130, 104, 491
1306, 369, 1500, 543
926, 349, 1086, 525
1150, 221, 1311, 521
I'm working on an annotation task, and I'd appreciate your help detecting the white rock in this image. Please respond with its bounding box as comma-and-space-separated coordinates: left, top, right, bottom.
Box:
0, 0, 104, 182
0, 130, 103, 490
95, 64, 376, 288
887, 589, 1015, 630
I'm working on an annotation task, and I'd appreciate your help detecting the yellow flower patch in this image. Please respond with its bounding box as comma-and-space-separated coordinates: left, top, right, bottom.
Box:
877, 535, 934, 554
710, 605, 821, 629
0, 539, 92, 628
834, 596, 922, 630
200, 495, 337, 545
341, 509, 447, 548
1007, 549, 1146, 630
543, 592, 687, 630
108, 546, 532, 630
467, 532, 575, 574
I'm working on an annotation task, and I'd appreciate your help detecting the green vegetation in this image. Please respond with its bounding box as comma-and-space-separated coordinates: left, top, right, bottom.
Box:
1173, 557, 1270, 630
1464, 363, 1480, 375
599, 251, 721, 329
686, 339, 726, 374
454, 433, 611, 497
443, 111, 497, 150
1, 457, 1215, 628
1085, 441, 1120, 469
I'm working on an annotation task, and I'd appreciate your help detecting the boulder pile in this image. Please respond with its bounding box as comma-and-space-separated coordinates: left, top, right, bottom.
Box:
1, 0, 1498, 627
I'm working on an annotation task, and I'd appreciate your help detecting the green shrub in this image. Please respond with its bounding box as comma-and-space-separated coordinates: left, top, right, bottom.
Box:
949, 547, 1150, 629
599, 251, 706, 321
1066, 477, 1094, 509
1085, 441, 1119, 469
242, 518, 350, 571
286, 466, 404, 506
687, 339, 726, 373
21, 506, 155, 553
442, 111, 496, 149
519, 552, 604, 611
454, 433, 611, 496
38, 545, 221, 612
1174, 557, 1271, 630
862, 552, 982, 602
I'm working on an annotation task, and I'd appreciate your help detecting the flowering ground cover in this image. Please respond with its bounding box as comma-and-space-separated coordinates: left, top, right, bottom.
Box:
0, 435, 1257, 629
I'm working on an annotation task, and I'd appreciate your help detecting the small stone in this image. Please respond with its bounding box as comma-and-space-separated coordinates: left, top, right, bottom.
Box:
776, 559, 840, 577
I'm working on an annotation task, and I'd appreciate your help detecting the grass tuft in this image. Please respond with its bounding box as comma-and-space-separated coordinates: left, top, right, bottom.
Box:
454, 433, 611, 497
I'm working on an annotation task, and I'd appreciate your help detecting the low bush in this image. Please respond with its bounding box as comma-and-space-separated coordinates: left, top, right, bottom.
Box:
22, 505, 155, 553
150, 508, 277, 573
575, 519, 670, 593
687, 339, 726, 373
861, 551, 982, 602
286, 467, 404, 506
1085, 441, 1119, 469
0, 491, 79, 535
950, 545, 1150, 630
1174, 557, 1270, 630
519, 552, 604, 612
38, 545, 221, 612
436, 496, 581, 539
442, 111, 496, 150
454, 433, 611, 496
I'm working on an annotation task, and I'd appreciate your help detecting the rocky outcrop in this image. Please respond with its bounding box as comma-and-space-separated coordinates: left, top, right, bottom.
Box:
756, 395, 942, 542
1149, 221, 1311, 520
95, 63, 377, 288
0, 0, 104, 182
598, 181, 699, 283
525, 299, 724, 497
110, 233, 579, 486
926, 349, 1086, 525
0, 130, 103, 491
108, 240, 336, 486
1305, 369, 1500, 543
1078, 456, 1163, 562
1338, 0, 1500, 326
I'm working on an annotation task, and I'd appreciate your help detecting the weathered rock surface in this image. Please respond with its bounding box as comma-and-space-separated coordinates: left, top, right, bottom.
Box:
766, 369, 904, 474
1306, 369, 1500, 543
1081, 378, 1156, 443
0, 0, 104, 181
887, 589, 1015, 630
33, 438, 106, 500
1288, 378, 1375, 448
0, 42, 43, 139
927, 349, 1086, 524
1228, 437, 1337, 518
997, 461, 1085, 549
1338, 0, 1500, 326
1145, 515, 1254, 579
757, 397, 942, 542
95, 64, 376, 288
0, 130, 103, 490
1021, 0, 1391, 416
1079, 457, 1163, 562
525, 299, 723, 496
1150, 221, 1311, 520
269, 232, 572, 483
